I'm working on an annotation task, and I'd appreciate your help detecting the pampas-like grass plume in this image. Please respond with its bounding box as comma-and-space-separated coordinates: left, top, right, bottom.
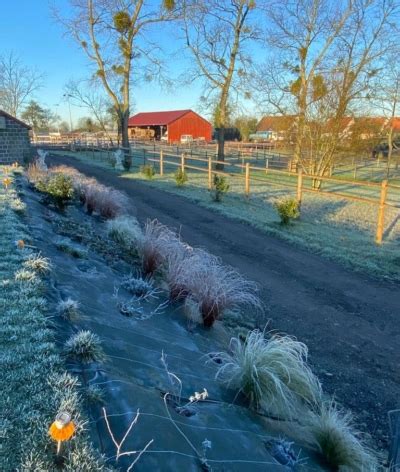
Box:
210, 330, 322, 418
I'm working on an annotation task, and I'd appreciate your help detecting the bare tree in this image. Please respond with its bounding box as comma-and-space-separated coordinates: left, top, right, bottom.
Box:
0, 52, 43, 117
262, 0, 353, 166
183, 0, 258, 166
259, 0, 399, 184
374, 60, 400, 174
56, 0, 180, 150
64, 79, 116, 143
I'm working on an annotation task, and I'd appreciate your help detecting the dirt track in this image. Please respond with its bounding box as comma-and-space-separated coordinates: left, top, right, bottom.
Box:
48, 154, 400, 452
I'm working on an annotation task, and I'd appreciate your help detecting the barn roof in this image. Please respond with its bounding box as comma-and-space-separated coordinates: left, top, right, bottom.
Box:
0, 109, 31, 129
128, 110, 192, 127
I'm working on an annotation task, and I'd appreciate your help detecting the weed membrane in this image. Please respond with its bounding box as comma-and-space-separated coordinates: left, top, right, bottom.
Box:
24, 182, 326, 471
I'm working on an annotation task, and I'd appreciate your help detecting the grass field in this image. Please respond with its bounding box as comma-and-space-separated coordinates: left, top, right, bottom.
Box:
0, 169, 106, 471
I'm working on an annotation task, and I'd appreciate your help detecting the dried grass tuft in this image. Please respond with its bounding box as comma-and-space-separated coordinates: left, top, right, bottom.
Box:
306, 401, 377, 471
23, 253, 51, 274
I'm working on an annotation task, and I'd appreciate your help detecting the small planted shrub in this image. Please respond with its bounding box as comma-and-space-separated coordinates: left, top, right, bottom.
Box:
275, 197, 300, 225
307, 401, 376, 470
211, 175, 229, 202
184, 255, 261, 327
175, 168, 188, 187
107, 216, 143, 250
57, 298, 80, 320
23, 253, 51, 274
140, 164, 156, 180
120, 274, 154, 298
37, 173, 74, 210
211, 330, 322, 417
64, 330, 106, 364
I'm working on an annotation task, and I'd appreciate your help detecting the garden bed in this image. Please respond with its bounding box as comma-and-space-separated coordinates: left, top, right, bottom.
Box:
4, 159, 381, 471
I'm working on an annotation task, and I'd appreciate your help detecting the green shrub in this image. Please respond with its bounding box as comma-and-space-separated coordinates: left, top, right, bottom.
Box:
211, 175, 229, 202
36, 174, 74, 210
175, 168, 188, 186
123, 153, 132, 171
275, 197, 300, 225
140, 164, 156, 180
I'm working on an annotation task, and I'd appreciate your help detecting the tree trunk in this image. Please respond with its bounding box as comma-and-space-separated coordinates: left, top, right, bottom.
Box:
121, 109, 130, 150
216, 127, 225, 170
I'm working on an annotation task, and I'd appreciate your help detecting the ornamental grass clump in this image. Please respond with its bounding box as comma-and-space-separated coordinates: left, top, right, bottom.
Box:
57, 298, 80, 320
23, 253, 51, 275
138, 219, 180, 275
210, 330, 322, 418
82, 182, 128, 218
162, 242, 195, 300
64, 330, 106, 364
306, 401, 377, 471
26, 162, 47, 186
184, 255, 261, 327
107, 215, 143, 250
275, 197, 300, 225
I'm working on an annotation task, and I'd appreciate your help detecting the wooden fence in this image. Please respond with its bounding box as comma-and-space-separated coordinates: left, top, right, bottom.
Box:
44, 142, 400, 244
142, 149, 398, 245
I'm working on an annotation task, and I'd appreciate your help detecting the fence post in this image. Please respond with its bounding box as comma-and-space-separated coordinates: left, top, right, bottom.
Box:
245, 163, 250, 196
181, 153, 185, 173
265, 158, 269, 174
160, 149, 164, 177
375, 179, 388, 245
143, 148, 146, 165
353, 162, 357, 180
297, 168, 303, 207
208, 156, 212, 189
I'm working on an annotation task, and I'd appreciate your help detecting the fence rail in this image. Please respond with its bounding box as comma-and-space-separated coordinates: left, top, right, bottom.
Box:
44, 142, 400, 245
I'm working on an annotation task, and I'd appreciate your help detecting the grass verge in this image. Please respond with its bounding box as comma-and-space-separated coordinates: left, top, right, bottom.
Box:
0, 170, 107, 471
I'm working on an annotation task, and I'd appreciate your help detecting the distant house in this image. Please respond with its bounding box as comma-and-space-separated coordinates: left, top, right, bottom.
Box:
257, 115, 298, 142
128, 109, 212, 143
0, 110, 31, 164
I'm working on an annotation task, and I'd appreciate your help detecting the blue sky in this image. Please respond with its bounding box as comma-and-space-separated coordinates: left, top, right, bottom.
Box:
0, 0, 213, 125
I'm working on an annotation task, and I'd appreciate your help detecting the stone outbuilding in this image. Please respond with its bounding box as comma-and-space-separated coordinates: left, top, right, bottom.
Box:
0, 109, 31, 164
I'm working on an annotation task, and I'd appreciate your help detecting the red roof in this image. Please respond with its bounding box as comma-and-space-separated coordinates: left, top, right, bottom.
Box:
0, 109, 31, 129
128, 110, 191, 127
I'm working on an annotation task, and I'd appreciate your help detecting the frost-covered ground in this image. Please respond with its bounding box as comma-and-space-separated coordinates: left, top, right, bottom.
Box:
51, 151, 400, 282
0, 169, 105, 471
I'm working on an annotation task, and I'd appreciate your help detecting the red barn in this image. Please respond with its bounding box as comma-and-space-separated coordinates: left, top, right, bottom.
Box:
128, 109, 212, 143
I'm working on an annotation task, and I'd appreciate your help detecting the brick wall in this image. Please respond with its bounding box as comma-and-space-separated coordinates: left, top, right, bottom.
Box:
0, 114, 31, 164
